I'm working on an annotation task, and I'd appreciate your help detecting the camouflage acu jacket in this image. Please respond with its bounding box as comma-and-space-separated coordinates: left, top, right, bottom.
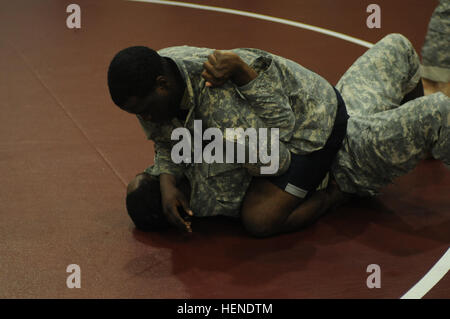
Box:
139, 46, 338, 217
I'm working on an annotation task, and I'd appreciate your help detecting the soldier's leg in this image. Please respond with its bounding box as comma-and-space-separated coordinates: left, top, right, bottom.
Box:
337, 33, 422, 116
240, 97, 348, 237
421, 0, 450, 97
333, 92, 450, 196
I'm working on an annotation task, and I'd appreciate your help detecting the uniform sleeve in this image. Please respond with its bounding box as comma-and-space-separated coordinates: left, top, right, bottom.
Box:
205, 83, 292, 177
226, 56, 294, 176
137, 115, 186, 179
235, 55, 296, 143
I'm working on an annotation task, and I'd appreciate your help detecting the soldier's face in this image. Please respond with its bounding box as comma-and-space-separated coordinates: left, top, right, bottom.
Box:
124, 77, 180, 124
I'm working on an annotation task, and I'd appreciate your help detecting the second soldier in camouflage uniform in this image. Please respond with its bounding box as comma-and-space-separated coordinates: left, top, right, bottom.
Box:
137, 45, 338, 218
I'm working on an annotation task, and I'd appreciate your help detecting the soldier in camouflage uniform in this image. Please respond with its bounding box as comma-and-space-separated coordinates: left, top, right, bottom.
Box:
109, 41, 342, 233
108, 33, 449, 237
421, 0, 450, 96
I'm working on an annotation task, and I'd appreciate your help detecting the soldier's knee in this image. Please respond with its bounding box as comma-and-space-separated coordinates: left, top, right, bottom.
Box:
384, 33, 417, 59
385, 33, 411, 48
126, 173, 169, 231
386, 33, 421, 91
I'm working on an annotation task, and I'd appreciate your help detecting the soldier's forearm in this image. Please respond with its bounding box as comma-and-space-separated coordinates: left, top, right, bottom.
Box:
160, 173, 177, 192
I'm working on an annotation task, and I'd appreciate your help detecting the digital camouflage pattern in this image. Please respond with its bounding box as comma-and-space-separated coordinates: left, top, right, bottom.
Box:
333, 34, 450, 196
138, 46, 339, 217
139, 33, 449, 215
421, 0, 450, 82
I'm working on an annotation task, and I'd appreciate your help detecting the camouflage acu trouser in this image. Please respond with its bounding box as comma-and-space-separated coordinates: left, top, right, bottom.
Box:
332, 33, 450, 196
421, 0, 450, 82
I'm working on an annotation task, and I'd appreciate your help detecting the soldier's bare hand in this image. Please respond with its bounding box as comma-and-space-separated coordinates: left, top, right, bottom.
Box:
161, 184, 194, 233
202, 50, 243, 87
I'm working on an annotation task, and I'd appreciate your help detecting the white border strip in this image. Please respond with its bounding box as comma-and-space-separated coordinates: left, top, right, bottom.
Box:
128, 0, 374, 48
401, 248, 450, 299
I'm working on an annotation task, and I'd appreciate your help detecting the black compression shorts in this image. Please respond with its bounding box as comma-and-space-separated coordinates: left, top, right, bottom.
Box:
266, 87, 349, 199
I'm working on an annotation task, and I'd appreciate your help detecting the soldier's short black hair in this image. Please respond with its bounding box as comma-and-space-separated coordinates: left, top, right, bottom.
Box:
107, 46, 164, 109
126, 174, 169, 232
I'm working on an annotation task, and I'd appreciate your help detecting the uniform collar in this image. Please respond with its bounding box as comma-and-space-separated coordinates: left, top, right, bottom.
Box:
165, 56, 196, 127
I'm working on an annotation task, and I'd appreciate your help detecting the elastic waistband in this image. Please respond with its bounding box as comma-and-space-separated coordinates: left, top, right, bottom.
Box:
332, 87, 349, 127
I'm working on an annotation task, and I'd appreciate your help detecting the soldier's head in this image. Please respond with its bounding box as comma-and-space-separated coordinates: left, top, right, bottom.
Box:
126, 173, 169, 232
107, 46, 185, 124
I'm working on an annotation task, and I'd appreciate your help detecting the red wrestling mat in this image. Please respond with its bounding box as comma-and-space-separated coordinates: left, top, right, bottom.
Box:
0, 0, 447, 298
